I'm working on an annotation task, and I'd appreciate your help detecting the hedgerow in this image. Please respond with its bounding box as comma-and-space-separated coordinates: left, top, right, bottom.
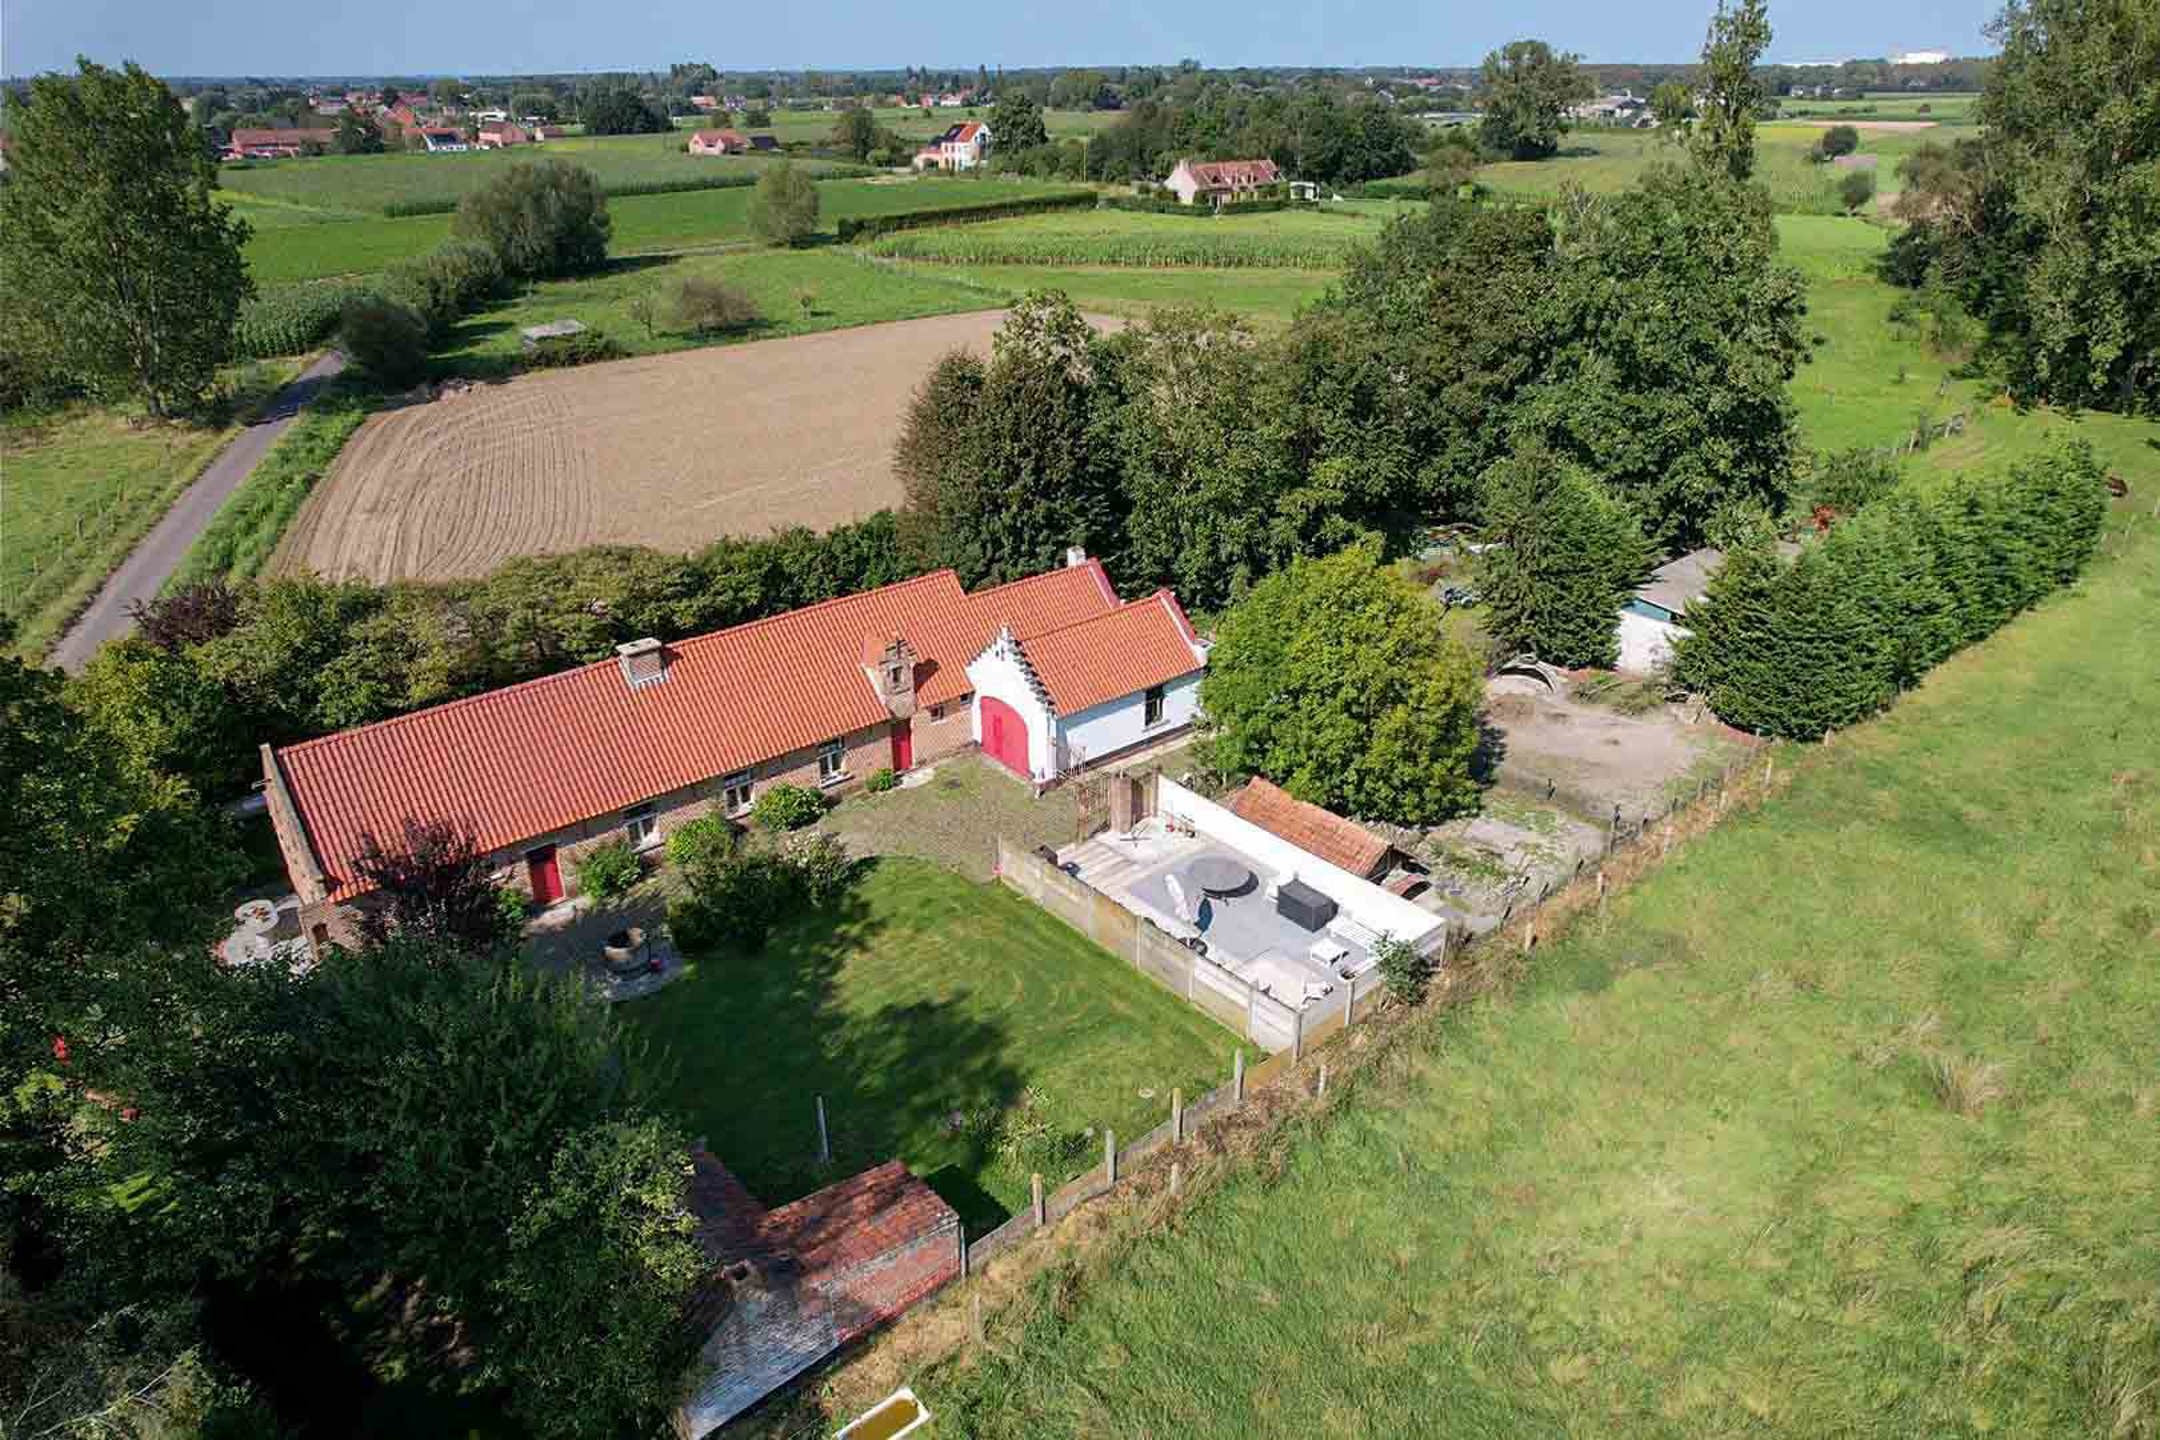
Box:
834, 188, 1095, 242
235, 282, 379, 359
1674, 440, 2107, 738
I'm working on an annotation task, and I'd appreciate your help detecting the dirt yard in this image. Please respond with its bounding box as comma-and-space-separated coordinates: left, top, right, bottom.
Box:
275, 311, 1026, 582
1482, 674, 1757, 821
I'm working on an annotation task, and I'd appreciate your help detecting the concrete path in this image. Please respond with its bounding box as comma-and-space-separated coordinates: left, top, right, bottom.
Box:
50, 351, 346, 673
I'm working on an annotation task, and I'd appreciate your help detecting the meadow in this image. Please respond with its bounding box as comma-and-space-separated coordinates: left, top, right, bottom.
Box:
1778, 90, 1982, 123
240, 175, 1089, 282
2, 360, 301, 659
218, 132, 861, 215
866, 202, 1411, 269
1475, 121, 1934, 213
624, 858, 1238, 1232
708, 105, 1121, 147
901, 448, 2160, 1438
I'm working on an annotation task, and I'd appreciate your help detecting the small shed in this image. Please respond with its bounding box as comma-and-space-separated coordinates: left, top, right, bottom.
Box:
519, 318, 588, 352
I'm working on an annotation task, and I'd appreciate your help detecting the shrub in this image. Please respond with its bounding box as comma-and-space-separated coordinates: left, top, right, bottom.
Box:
990, 1086, 1090, 1178
236, 281, 375, 359
1804, 447, 1905, 515
864, 766, 898, 794
494, 883, 532, 935
668, 847, 799, 953
664, 813, 737, 871
338, 295, 430, 388
747, 160, 819, 246
783, 830, 856, 907
1813, 123, 1861, 160
750, 782, 825, 831
520, 329, 628, 369
671, 276, 761, 335
1375, 932, 1434, 1005
1838, 169, 1877, 214
453, 159, 611, 278
576, 839, 644, 902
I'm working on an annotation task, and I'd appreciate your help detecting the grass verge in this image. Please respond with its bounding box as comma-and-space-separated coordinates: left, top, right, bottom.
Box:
166, 389, 375, 588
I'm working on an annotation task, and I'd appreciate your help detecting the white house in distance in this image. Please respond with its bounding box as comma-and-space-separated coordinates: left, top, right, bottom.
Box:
965, 565, 1208, 786
913, 120, 991, 171
1163, 157, 1283, 206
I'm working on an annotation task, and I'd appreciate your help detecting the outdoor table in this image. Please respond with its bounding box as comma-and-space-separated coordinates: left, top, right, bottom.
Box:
1186, 854, 1255, 896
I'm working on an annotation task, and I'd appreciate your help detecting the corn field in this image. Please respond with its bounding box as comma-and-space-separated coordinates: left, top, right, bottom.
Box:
867, 208, 1391, 270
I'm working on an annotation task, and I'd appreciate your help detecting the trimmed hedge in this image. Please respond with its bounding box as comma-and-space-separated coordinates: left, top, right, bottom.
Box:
1674, 441, 2108, 739
235, 282, 379, 359
834, 188, 1096, 242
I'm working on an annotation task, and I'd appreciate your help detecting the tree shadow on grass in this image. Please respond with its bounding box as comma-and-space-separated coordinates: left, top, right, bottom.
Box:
629, 858, 1028, 1231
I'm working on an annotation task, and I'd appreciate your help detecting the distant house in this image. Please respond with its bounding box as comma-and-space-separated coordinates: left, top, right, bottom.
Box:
1163, 157, 1283, 206
471, 107, 509, 123
418, 127, 470, 153
689, 94, 722, 111
530, 124, 566, 142
911, 119, 990, 171
261, 553, 1201, 950
675, 1149, 958, 1439
1225, 777, 1398, 881
475, 121, 530, 148
226, 127, 338, 159
688, 128, 749, 155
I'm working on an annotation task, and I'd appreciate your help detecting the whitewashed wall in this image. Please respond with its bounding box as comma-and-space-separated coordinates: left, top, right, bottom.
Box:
1617, 611, 1685, 673
966, 646, 1060, 783
1154, 777, 1443, 952
1057, 672, 1202, 771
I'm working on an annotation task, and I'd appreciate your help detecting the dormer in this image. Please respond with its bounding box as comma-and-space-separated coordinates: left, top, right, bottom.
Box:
860, 632, 918, 719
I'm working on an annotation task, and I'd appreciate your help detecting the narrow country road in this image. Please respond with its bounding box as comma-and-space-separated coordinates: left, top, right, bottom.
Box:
50, 350, 347, 674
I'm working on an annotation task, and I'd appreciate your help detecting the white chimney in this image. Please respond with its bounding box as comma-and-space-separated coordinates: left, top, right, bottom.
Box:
616, 638, 668, 689
1065, 545, 1088, 569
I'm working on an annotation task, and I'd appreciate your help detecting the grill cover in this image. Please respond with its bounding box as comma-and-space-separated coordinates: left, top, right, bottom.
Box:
1275, 878, 1337, 932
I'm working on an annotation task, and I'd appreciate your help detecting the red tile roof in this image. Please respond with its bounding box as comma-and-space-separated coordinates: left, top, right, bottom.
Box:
1009, 590, 1206, 714
229, 127, 337, 149
1226, 776, 1394, 878
1183, 158, 1282, 189
760, 1160, 956, 1278
275, 562, 1122, 900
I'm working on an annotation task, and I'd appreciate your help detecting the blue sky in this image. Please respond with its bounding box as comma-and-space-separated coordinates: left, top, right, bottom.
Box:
8, 0, 1998, 80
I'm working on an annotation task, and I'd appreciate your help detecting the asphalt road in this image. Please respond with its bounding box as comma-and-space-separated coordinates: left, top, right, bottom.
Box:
50, 350, 347, 674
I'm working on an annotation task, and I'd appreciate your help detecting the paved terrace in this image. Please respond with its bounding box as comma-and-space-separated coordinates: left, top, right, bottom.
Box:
1058, 819, 1379, 1012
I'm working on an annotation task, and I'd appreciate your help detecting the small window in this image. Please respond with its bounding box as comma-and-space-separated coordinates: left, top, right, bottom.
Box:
1144, 684, 1167, 728
817, 740, 846, 785
721, 771, 753, 816
887, 664, 904, 688
623, 802, 659, 849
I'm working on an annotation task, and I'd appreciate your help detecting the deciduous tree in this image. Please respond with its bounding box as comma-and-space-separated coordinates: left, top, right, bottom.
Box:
452, 159, 611, 277
0, 59, 252, 416
1689, 0, 1773, 181
1476, 40, 1592, 161
990, 91, 1050, 152
747, 159, 820, 245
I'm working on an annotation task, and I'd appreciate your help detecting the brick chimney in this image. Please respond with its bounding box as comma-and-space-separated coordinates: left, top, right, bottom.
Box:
861, 632, 918, 718
616, 637, 668, 690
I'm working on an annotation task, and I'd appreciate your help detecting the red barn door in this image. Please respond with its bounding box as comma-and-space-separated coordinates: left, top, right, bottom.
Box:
525, 845, 563, 905
980, 697, 1030, 778
891, 722, 914, 772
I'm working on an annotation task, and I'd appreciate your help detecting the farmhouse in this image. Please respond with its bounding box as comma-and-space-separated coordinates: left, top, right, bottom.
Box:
474, 121, 530, 148
677, 1149, 958, 1439
1163, 157, 1283, 205
261, 555, 1207, 949
226, 127, 337, 159
912, 119, 991, 171
417, 126, 470, 152
688, 128, 750, 155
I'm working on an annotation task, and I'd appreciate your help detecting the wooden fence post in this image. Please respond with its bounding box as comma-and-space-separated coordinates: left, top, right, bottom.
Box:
959, 1231, 969, 1279
1292, 1004, 1304, 1063
971, 1290, 984, 1345
1344, 979, 1355, 1030
1317, 1062, 1328, 1099
1031, 1173, 1045, 1228
1233, 1048, 1246, 1106
1171, 1088, 1183, 1144
1596, 869, 1607, 912
1170, 1161, 1183, 1197
1104, 1129, 1117, 1185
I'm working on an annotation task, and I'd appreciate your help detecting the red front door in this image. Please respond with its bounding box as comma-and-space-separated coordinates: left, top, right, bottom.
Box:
891, 722, 914, 772
526, 845, 562, 905
980, 697, 1030, 778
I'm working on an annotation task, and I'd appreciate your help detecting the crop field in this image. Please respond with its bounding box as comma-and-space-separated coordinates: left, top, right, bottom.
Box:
867, 202, 1408, 269
217, 133, 859, 215
717, 105, 1121, 147
885, 261, 1340, 327
889, 447, 2160, 1438
240, 175, 1086, 283
271, 309, 1033, 582
1778, 91, 1980, 124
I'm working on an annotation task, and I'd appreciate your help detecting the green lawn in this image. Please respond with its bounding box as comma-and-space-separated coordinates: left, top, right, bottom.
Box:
885, 260, 1339, 327
622, 858, 1240, 1234
1, 360, 302, 659
912, 463, 2160, 1437
242, 175, 1087, 283
435, 249, 997, 376
867, 202, 1407, 269
218, 133, 861, 216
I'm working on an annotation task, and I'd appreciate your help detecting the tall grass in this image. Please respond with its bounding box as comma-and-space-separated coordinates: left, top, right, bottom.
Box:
167, 392, 374, 587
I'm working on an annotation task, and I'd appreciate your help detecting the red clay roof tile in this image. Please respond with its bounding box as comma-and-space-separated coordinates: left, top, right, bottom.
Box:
1226, 776, 1394, 878
1010, 590, 1206, 714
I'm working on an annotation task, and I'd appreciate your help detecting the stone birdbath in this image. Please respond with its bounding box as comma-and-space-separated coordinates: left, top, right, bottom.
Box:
601, 927, 650, 977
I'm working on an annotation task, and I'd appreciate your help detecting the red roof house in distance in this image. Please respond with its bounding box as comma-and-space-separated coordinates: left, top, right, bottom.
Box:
1164, 157, 1284, 206
474, 121, 530, 148
225, 127, 337, 159
912, 119, 990, 171
1225, 776, 1398, 881
261, 553, 1206, 948
687, 128, 749, 155
675, 1149, 959, 1437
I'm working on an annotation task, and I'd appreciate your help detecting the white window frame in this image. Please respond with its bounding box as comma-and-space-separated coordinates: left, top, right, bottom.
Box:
1143, 683, 1168, 728
721, 771, 753, 817
817, 739, 847, 786
623, 802, 660, 851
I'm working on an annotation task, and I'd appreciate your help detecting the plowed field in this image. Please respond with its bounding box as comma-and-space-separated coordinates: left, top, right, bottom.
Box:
275, 311, 1020, 582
